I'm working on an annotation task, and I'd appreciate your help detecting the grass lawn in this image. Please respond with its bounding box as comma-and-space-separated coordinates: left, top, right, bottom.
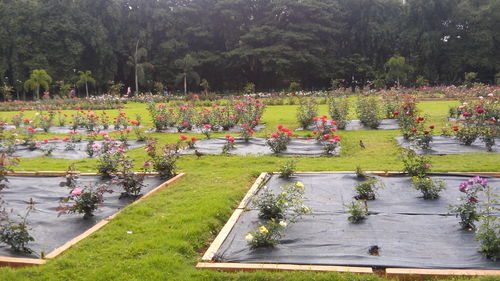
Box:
0, 100, 498, 280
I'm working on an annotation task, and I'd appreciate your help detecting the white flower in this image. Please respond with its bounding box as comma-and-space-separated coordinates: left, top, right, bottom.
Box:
245, 233, 254, 243
279, 221, 287, 227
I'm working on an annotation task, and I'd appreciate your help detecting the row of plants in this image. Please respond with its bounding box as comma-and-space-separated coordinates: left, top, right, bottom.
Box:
0, 95, 127, 112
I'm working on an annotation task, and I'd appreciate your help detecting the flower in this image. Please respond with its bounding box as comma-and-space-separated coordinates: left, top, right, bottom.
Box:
393, 111, 399, 116
180, 135, 188, 141
143, 161, 152, 167
459, 182, 467, 192
301, 205, 311, 213
279, 221, 287, 227
476, 108, 484, 114
295, 181, 305, 188
43, 139, 49, 143
191, 137, 197, 142
411, 128, 417, 133
71, 188, 83, 196
228, 137, 235, 143
462, 112, 471, 117
271, 133, 279, 138
35, 142, 42, 147
429, 125, 435, 129
453, 126, 459, 131
312, 130, 318, 135
468, 197, 478, 203
203, 124, 212, 129
423, 130, 429, 135
245, 233, 254, 243
92, 143, 101, 151
258, 226, 268, 234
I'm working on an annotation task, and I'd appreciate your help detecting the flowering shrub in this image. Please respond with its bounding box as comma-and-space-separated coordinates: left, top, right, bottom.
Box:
96, 141, 123, 178
455, 126, 480, 145
266, 125, 292, 153
252, 181, 311, 222
449, 177, 488, 230
480, 127, 497, 152
400, 149, 431, 177
312, 115, 337, 140
296, 98, 318, 128
201, 124, 212, 139
411, 176, 446, 199
0, 199, 35, 253
354, 177, 383, 200
239, 124, 254, 142
221, 135, 235, 155
411, 121, 435, 149
0, 153, 19, 191
112, 155, 147, 198
58, 181, 112, 219
321, 134, 341, 155
0, 96, 126, 112
476, 183, 500, 261
356, 96, 381, 129
328, 96, 349, 129
346, 200, 368, 223
145, 140, 178, 179
179, 134, 197, 149
278, 160, 296, 179
245, 219, 287, 248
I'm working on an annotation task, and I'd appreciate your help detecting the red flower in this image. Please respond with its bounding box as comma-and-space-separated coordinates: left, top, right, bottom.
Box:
183, 121, 189, 127
411, 128, 417, 133
313, 130, 318, 135
271, 133, 279, 138
43, 139, 49, 143
312, 117, 318, 121
324, 134, 331, 139
331, 121, 337, 125
393, 111, 399, 116
468, 197, 478, 203
228, 137, 235, 143
453, 126, 459, 131
277, 124, 283, 130
287, 131, 293, 137
476, 108, 484, 114
429, 125, 435, 129
462, 112, 470, 117
334, 135, 341, 141
331, 128, 337, 132
417, 116, 424, 122
53, 136, 60, 140
423, 130, 429, 135
180, 135, 188, 140
191, 137, 197, 142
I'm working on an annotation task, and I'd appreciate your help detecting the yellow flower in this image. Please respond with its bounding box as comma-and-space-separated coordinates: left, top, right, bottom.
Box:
295, 181, 305, 188
259, 225, 269, 234
279, 221, 287, 227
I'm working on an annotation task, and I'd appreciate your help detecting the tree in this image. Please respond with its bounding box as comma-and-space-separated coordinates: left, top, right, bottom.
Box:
175, 54, 199, 95
76, 71, 96, 98
24, 69, 52, 100
385, 55, 412, 86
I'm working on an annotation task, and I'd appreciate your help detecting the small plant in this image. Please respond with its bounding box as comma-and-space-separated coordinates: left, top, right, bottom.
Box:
131, 116, 146, 141
96, 141, 123, 178
400, 149, 431, 177
356, 96, 381, 129
145, 140, 178, 179
455, 126, 480, 145
266, 125, 292, 153
58, 182, 112, 219
449, 176, 488, 230
321, 135, 341, 156
112, 156, 147, 198
355, 166, 367, 179
239, 124, 254, 142
221, 135, 235, 155
480, 127, 496, 152
328, 96, 349, 129
201, 124, 212, 139
252, 181, 311, 222
296, 98, 318, 128
278, 160, 296, 179
346, 200, 368, 223
411, 176, 446, 199
0, 199, 35, 253
245, 219, 287, 248
0, 153, 19, 191
179, 135, 197, 149
354, 177, 383, 200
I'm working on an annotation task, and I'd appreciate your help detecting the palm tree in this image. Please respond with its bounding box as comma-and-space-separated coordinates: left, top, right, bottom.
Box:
175, 54, 200, 95
76, 70, 96, 98
24, 69, 52, 100
127, 39, 153, 95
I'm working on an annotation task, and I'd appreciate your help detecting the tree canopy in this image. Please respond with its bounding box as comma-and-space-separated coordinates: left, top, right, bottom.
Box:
0, 0, 498, 95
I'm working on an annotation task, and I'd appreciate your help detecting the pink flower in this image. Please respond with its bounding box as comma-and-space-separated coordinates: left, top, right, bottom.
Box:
183, 121, 189, 127
71, 188, 82, 196
312, 117, 318, 121
180, 135, 188, 141
92, 144, 101, 151
462, 112, 471, 117
271, 133, 279, 138
204, 124, 212, 129
43, 139, 49, 143
228, 137, 235, 143
287, 131, 293, 137
35, 142, 42, 147
333, 135, 341, 141
468, 197, 478, 203
143, 161, 152, 167
328, 139, 334, 143
331, 128, 337, 132
277, 124, 283, 131
191, 137, 197, 142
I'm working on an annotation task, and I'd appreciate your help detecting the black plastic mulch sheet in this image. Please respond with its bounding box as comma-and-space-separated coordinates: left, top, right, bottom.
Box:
0, 175, 165, 258
181, 137, 340, 156
214, 173, 500, 269
298, 119, 399, 131
395, 136, 499, 154
147, 124, 266, 134
2, 140, 145, 159
3, 125, 138, 135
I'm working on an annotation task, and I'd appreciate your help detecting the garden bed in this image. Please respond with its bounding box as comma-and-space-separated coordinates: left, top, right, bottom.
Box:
199, 172, 500, 277
395, 136, 499, 154
146, 124, 266, 134
181, 137, 340, 156
299, 119, 399, 131
3, 140, 145, 159
4, 125, 141, 135
0, 172, 185, 267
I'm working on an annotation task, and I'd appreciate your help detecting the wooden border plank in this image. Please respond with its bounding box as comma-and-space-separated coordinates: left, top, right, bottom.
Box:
385, 268, 500, 279
0, 257, 46, 268
237, 173, 268, 209
196, 262, 373, 274
201, 209, 244, 261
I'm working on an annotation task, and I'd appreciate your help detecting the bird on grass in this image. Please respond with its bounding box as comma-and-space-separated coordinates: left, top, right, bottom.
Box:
359, 140, 366, 149
194, 150, 204, 159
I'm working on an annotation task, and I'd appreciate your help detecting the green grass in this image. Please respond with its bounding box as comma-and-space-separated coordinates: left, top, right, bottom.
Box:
0, 100, 498, 280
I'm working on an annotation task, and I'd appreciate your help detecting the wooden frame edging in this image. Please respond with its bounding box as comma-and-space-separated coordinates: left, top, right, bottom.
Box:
0, 172, 186, 267
197, 171, 500, 277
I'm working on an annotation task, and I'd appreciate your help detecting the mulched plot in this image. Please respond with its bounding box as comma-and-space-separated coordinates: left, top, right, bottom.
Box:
213, 173, 500, 269
395, 136, 499, 154
1, 140, 144, 159
298, 119, 399, 131
0, 175, 166, 258
147, 124, 266, 134
181, 137, 340, 156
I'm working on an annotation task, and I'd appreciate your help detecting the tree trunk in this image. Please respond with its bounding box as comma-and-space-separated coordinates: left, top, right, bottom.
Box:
85, 82, 89, 98
183, 73, 187, 95
36, 86, 39, 100
134, 39, 140, 95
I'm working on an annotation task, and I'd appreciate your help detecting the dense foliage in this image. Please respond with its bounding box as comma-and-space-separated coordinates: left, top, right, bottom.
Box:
1, 0, 499, 98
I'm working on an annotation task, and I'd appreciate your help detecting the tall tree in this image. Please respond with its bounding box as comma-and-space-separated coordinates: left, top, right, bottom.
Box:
24, 69, 52, 100
175, 54, 200, 95
76, 70, 96, 98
